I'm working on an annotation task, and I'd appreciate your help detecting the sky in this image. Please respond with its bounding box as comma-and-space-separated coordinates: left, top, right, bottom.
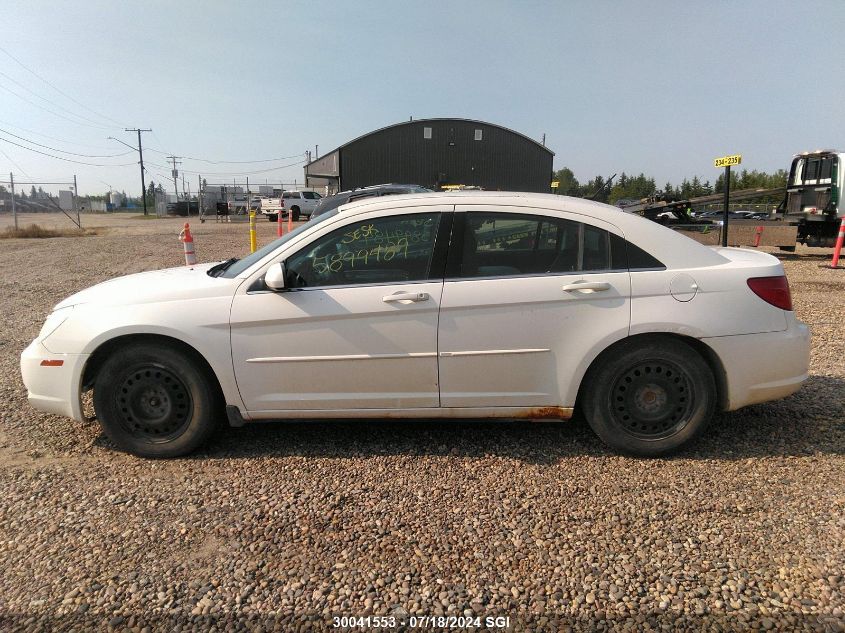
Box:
1, 0, 843, 196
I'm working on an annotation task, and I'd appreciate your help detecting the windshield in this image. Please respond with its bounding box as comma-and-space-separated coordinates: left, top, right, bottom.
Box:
218, 210, 339, 278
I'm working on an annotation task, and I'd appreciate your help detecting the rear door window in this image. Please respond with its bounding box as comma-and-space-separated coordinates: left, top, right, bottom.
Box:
456, 212, 581, 277
452, 212, 662, 278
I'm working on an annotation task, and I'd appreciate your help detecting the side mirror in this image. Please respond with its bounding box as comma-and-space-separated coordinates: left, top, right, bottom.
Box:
265, 262, 286, 291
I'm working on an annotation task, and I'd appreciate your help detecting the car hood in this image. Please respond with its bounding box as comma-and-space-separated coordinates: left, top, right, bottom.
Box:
54, 262, 238, 310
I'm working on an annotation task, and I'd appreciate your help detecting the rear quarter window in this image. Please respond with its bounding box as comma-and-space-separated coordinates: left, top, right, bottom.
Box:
611, 233, 664, 269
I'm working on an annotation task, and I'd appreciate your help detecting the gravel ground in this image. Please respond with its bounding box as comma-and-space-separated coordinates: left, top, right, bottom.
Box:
0, 213, 843, 632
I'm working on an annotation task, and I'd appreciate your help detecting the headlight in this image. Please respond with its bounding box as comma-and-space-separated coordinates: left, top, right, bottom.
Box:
38, 306, 75, 339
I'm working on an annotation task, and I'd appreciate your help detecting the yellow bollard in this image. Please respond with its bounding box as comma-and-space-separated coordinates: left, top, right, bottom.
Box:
249, 210, 257, 253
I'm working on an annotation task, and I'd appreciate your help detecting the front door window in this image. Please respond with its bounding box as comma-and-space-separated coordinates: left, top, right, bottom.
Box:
285, 213, 442, 287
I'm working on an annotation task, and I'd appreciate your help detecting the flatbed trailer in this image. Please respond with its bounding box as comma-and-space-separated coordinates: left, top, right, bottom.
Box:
618, 187, 800, 249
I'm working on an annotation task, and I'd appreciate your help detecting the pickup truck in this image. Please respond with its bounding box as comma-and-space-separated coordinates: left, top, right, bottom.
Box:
281, 190, 322, 221
258, 197, 284, 222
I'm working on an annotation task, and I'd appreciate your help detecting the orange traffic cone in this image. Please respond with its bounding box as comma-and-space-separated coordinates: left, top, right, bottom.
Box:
179, 222, 197, 266
830, 217, 845, 269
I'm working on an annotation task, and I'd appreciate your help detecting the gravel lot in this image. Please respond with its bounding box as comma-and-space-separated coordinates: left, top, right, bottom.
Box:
0, 213, 843, 632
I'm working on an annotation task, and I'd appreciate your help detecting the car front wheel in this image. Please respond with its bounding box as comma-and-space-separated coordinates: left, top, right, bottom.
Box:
582, 338, 715, 456
93, 342, 219, 458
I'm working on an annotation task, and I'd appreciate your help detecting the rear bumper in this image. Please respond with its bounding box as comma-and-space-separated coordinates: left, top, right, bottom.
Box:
702, 315, 810, 411
20, 339, 89, 421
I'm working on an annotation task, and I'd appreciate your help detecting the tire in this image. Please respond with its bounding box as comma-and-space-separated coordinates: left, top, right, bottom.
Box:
93, 342, 220, 458
582, 337, 715, 457
267, 214, 277, 222
291, 206, 300, 221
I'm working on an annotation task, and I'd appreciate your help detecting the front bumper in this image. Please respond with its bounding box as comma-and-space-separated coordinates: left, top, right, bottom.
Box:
20, 339, 89, 421
702, 314, 811, 411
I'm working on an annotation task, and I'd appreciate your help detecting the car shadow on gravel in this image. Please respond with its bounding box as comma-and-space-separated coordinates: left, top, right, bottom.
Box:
156, 375, 845, 464
773, 252, 834, 262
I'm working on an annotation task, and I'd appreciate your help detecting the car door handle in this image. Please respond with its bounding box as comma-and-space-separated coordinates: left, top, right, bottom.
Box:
562, 281, 611, 293
382, 292, 429, 303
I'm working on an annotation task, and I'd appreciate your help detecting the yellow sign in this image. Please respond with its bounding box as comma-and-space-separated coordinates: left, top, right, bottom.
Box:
714, 154, 742, 168
551, 180, 560, 189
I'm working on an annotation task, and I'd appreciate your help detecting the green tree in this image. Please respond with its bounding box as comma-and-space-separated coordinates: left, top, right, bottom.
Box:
552, 167, 580, 196
30, 185, 37, 199
584, 175, 609, 203
609, 172, 656, 204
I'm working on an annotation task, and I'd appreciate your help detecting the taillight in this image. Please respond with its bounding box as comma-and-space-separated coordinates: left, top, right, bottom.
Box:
747, 276, 793, 311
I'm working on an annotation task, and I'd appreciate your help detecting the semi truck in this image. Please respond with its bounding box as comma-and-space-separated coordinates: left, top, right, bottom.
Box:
778, 150, 843, 247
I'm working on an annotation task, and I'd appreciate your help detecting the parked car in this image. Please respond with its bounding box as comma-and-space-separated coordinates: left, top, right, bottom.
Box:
311, 184, 432, 219
258, 197, 284, 222
281, 190, 322, 221
21, 192, 809, 458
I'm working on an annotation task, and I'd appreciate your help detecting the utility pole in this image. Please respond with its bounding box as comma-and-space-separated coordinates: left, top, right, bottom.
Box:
9, 172, 17, 231
315, 144, 318, 159
167, 155, 183, 207
125, 128, 151, 215
198, 174, 203, 220
73, 174, 79, 227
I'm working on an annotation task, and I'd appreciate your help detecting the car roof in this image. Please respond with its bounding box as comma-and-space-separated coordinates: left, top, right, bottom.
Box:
336, 191, 728, 269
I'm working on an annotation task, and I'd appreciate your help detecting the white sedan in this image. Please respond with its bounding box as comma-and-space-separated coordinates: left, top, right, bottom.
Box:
21, 192, 810, 458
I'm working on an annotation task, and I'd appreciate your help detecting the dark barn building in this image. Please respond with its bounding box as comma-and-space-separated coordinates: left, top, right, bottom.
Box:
304, 118, 554, 193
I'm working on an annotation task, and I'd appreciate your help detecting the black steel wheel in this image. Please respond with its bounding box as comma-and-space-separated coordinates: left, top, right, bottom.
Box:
610, 359, 695, 440
114, 364, 193, 443
93, 342, 220, 458
583, 337, 715, 456
291, 207, 301, 221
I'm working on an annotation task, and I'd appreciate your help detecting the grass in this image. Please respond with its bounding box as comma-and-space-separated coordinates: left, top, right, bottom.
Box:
0, 224, 100, 239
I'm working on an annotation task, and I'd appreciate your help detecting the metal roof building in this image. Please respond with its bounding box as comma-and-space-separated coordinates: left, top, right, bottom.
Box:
304, 118, 554, 193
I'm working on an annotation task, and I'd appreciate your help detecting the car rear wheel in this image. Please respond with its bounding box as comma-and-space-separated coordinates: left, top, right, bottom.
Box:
93, 342, 219, 458
582, 338, 715, 456
266, 213, 277, 222
291, 206, 300, 221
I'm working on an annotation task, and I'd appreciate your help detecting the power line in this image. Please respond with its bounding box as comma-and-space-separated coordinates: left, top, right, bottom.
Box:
0, 146, 34, 180
0, 136, 137, 167
178, 159, 307, 176
0, 83, 113, 130
0, 127, 134, 158
0, 118, 120, 150
143, 144, 306, 165
0, 44, 126, 128
180, 152, 306, 164
0, 69, 119, 130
